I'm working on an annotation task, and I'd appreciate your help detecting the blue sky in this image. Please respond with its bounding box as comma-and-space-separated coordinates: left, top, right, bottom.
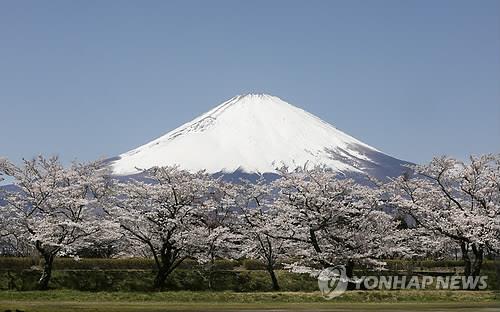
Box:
0, 0, 499, 165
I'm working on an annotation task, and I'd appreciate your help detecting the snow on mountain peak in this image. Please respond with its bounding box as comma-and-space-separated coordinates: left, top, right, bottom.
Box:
110, 94, 410, 178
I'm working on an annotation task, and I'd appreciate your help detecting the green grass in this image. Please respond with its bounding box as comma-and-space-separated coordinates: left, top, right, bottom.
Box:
0, 302, 499, 312
0, 291, 498, 312
4, 290, 497, 311
0, 290, 498, 302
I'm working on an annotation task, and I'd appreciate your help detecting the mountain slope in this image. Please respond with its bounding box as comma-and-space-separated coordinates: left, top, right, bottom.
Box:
110, 94, 412, 180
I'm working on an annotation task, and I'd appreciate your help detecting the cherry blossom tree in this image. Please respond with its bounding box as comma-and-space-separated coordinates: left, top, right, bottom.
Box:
233, 177, 291, 291
0, 166, 16, 255
386, 154, 500, 277
189, 179, 241, 289
0, 156, 112, 289
272, 166, 407, 280
0, 214, 32, 257
109, 166, 213, 290
0, 162, 7, 249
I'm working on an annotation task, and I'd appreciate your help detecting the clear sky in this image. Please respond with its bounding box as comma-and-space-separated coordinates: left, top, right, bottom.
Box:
0, 0, 499, 165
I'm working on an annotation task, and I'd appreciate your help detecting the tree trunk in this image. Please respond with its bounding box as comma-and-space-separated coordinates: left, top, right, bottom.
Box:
153, 267, 169, 290
152, 255, 185, 290
7, 271, 17, 290
266, 264, 280, 291
345, 259, 355, 290
471, 244, 483, 277
460, 242, 472, 277
309, 229, 322, 253
207, 256, 216, 290
207, 269, 213, 290
38, 253, 55, 290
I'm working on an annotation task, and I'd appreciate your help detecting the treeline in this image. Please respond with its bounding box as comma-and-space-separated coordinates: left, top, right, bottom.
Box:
0, 154, 499, 290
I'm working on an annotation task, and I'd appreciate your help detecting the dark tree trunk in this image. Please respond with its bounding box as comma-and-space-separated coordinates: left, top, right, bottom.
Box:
460, 242, 472, 277
309, 229, 322, 253
206, 258, 216, 290
153, 266, 169, 290
471, 244, 484, 277
495, 255, 500, 291
345, 259, 355, 290
38, 253, 55, 290
7, 271, 17, 290
209, 252, 221, 291
152, 250, 185, 290
208, 269, 214, 290
266, 264, 280, 291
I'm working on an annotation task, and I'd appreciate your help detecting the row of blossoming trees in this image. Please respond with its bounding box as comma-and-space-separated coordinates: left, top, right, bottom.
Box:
0, 155, 498, 290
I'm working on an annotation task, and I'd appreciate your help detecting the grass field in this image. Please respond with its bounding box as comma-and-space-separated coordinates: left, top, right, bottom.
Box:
0, 301, 499, 312
0, 290, 498, 312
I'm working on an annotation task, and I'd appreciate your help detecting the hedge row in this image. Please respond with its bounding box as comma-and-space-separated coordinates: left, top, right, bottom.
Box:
0, 257, 244, 271
1, 257, 499, 275
1, 269, 498, 291
2, 257, 498, 271
385, 259, 499, 271
0, 269, 318, 292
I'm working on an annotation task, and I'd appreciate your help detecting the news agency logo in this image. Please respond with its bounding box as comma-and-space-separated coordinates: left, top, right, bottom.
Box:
317, 265, 349, 299
317, 265, 488, 300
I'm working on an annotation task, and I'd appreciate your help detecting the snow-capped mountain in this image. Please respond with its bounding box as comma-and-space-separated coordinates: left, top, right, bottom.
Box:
110, 94, 412, 180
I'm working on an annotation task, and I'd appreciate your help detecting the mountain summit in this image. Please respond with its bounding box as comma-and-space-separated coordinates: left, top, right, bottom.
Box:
110, 94, 411, 179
